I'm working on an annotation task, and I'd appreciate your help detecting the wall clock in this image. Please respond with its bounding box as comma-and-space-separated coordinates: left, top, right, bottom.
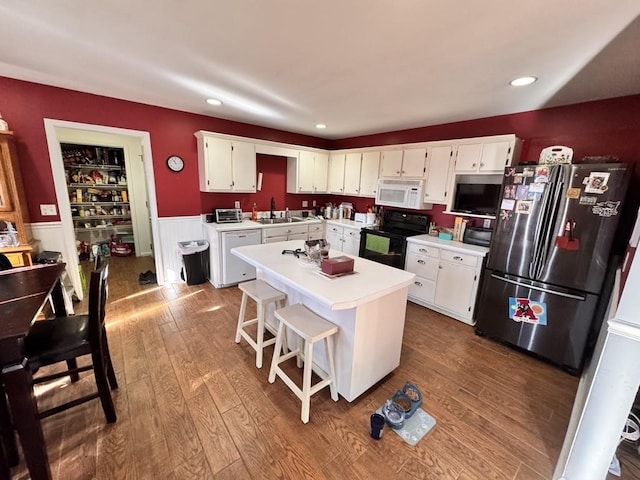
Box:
166, 155, 184, 172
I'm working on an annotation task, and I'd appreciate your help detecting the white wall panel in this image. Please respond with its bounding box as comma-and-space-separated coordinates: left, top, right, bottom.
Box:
157, 216, 204, 283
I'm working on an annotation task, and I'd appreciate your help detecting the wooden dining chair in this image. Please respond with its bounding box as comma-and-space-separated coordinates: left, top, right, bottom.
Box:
24, 260, 118, 423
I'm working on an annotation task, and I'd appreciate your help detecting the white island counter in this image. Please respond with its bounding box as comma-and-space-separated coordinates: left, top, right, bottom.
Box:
232, 240, 415, 401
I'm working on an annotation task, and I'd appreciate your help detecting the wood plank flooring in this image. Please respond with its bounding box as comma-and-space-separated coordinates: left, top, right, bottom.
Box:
7, 256, 638, 479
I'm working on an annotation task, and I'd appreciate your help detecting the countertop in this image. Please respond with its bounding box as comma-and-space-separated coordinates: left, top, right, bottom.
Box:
324, 218, 374, 229
232, 240, 415, 310
203, 217, 322, 232
407, 234, 490, 257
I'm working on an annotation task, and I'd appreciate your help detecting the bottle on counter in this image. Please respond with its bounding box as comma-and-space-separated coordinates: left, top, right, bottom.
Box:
251, 203, 258, 221
285, 207, 291, 219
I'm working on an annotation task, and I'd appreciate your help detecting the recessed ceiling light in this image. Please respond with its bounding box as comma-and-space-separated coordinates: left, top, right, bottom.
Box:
509, 76, 537, 87
315, 124, 327, 129
206, 98, 223, 106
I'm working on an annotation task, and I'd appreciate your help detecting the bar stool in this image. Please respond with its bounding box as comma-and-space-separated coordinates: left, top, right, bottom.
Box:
268, 304, 339, 423
235, 279, 287, 368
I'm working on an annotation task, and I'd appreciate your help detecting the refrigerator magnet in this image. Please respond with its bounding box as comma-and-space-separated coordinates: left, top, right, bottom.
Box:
501, 199, 516, 210
584, 172, 610, 194
522, 167, 534, 177
500, 209, 513, 220
534, 166, 550, 183
579, 196, 597, 206
527, 191, 542, 201
592, 200, 620, 217
509, 298, 548, 325
566, 188, 581, 199
505, 167, 516, 177
529, 183, 545, 194
513, 174, 524, 184
515, 200, 533, 214
504, 185, 517, 199
516, 185, 529, 200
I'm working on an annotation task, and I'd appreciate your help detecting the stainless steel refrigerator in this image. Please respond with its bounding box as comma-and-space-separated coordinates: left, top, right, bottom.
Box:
475, 163, 629, 373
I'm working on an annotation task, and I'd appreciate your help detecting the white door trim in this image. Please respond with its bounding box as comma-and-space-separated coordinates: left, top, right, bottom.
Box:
43, 119, 163, 299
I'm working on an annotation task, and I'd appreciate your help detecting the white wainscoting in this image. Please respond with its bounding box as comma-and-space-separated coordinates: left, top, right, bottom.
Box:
157, 216, 205, 283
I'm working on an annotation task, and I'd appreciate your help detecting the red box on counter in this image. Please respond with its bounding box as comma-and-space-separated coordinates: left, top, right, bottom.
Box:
321, 256, 354, 276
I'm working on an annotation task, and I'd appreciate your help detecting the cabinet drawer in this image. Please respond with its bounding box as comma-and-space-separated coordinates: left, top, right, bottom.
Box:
308, 223, 323, 235
440, 250, 478, 268
405, 253, 439, 281
344, 227, 361, 239
283, 224, 309, 236
408, 242, 440, 259
408, 276, 435, 304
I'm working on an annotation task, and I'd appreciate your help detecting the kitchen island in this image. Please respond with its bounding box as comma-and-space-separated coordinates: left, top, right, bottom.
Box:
232, 240, 415, 401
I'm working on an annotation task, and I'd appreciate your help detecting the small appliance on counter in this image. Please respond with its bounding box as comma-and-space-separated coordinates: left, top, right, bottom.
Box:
215, 208, 243, 223
463, 226, 492, 247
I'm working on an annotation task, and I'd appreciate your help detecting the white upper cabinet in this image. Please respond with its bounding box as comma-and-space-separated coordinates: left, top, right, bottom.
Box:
379, 148, 426, 177
328, 153, 346, 194
379, 150, 403, 177
454, 135, 521, 174
424, 144, 454, 204
196, 132, 256, 192
359, 151, 380, 197
401, 147, 427, 177
287, 150, 329, 193
343, 153, 363, 195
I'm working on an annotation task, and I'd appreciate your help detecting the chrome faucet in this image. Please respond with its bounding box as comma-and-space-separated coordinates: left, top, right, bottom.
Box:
270, 197, 276, 218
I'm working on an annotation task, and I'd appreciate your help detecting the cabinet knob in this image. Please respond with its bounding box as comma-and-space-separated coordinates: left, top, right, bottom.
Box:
417, 259, 425, 264
439, 266, 442, 269
453, 256, 463, 261
419, 248, 427, 253
396, 170, 400, 174
480, 163, 484, 167
472, 163, 476, 167
401, 170, 405, 174
414, 281, 422, 287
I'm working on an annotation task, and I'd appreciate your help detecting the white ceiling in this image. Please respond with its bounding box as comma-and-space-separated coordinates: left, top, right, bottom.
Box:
1, 1, 639, 139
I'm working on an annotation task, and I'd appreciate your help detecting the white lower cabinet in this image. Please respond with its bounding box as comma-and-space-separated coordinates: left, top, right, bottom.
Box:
405, 238, 488, 325
325, 222, 361, 256
307, 222, 324, 241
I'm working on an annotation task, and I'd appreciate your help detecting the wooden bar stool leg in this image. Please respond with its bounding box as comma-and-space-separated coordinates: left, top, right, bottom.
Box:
235, 293, 248, 343
325, 335, 339, 402
268, 321, 286, 384
256, 303, 267, 368
301, 339, 314, 424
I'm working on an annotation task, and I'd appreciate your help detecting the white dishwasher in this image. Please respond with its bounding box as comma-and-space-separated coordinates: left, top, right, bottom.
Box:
221, 229, 262, 286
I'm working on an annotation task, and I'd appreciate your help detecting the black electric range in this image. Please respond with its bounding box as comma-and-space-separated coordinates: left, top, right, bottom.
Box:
359, 210, 430, 269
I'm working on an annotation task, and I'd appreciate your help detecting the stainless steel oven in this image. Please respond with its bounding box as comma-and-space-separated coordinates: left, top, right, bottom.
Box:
359, 210, 429, 269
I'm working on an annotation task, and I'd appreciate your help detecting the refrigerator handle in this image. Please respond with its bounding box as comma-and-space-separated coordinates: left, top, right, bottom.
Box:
529, 166, 560, 278
490, 273, 586, 300
535, 166, 567, 277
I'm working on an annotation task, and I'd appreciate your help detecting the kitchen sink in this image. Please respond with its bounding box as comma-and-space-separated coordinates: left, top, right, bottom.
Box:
256, 217, 304, 224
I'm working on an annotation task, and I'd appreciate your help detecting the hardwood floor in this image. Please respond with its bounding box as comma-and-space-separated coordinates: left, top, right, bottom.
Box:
7, 256, 637, 479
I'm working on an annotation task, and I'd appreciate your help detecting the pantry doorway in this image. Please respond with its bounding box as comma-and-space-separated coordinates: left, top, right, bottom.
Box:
44, 119, 162, 300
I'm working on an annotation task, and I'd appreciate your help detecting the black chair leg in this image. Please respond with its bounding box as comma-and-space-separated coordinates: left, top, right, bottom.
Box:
0, 440, 11, 480
102, 335, 118, 390
0, 384, 18, 468
66, 358, 80, 382
91, 351, 116, 424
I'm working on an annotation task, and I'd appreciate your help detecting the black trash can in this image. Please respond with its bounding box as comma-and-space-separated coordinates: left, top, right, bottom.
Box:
178, 240, 210, 285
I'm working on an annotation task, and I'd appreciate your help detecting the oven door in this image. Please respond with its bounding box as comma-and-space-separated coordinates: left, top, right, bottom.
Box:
359, 229, 407, 269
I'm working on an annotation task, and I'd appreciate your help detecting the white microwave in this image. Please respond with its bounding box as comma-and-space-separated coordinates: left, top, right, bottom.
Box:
375, 179, 431, 210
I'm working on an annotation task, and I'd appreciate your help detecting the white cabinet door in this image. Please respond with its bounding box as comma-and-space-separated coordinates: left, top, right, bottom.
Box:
231, 141, 256, 192
342, 227, 361, 256
308, 223, 324, 240
424, 145, 453, 204
406, 252, 439, 281
204, 137, 233, 191
343, 153, 362, 195
325, 225, 343, 251
359, 151, 380, 197
313, 152, 329, 193
328, 153, 345, 194
434, 261, 477, 320
408, 277, 436, 304
297, 151, 315, 193
479, 140, 512, 172
401, 147, 426, 177
454, 143, 482, 173
380, 150, 403, 177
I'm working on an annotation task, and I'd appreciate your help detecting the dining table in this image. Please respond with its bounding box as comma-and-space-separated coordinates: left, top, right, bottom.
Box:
0, 262, 68, 480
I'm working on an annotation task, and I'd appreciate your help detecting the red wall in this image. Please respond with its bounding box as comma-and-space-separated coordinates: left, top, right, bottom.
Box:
2, 75, 640, 228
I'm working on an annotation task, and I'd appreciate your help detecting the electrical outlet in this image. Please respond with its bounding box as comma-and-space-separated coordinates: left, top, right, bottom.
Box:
312, 200, 316, 207
234, 201, 241, 209
40, 204, 57, 216
302, 200, 308, 208
483, 219, 491, 228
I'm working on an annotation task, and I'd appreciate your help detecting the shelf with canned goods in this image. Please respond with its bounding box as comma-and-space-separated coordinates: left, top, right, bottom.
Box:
70, 202, 130, 207
65, 163, 122, 171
